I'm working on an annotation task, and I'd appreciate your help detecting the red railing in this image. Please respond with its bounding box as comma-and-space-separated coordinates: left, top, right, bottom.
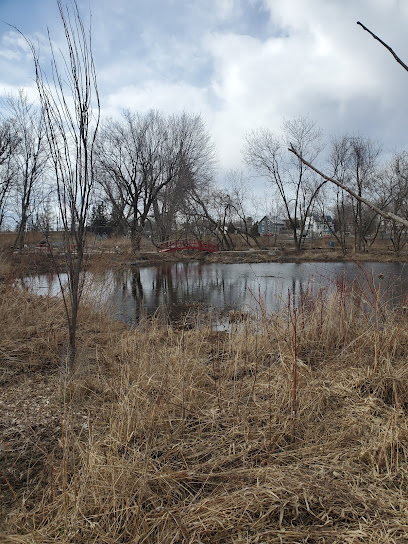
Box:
157, 239, 218, 253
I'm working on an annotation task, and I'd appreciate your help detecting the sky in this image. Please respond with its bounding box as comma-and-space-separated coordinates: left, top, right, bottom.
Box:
1, 0, 408, 195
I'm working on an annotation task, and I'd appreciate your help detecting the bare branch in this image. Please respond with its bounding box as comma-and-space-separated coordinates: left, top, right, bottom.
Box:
357, 21, 408, 72
288, 145, 408, 229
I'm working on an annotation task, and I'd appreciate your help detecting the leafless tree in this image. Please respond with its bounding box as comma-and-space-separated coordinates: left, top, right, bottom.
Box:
345, 136, 379, 251
5, 90, 49, 249
327, 134, 381, 252
223, 170, 260, 247
289, 146, 408, 233
152, 116, 213, 242
244, 116, 325, 250
0, 119, 19, 229
96, 110, 214, 252
376, 152, 408, 255
181, 183, 236, 249
325, 136, 353, 254
318, 188, 352, 255
22, 0, 100, 368
28, 194, 55, 237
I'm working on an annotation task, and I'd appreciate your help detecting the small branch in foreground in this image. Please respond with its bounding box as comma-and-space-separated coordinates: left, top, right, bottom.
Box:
357, 21, 408, 73
288, 145, 408, 229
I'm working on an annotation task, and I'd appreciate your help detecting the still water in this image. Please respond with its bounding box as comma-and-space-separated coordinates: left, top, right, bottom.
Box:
22, 261, 408, 327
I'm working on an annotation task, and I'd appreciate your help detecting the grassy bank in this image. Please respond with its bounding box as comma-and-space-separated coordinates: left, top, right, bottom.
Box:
2, 281, 408, 542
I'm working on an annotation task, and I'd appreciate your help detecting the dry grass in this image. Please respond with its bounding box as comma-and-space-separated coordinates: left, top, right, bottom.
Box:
2, 280, 408, 542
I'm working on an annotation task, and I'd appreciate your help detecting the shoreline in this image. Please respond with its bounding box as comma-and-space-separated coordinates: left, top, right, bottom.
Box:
3, 246, 408, 279
102, 246, 408, 268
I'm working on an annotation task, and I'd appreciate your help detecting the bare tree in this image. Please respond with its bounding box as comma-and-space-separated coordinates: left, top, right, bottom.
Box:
327, 134, 381, 252
180, 183, 236, 249
152, 116, 213, 242
23, 0, 100, 368
288, 147, 408, 231
97, 110, 214, 252
244, 116, 325, 250
28, 193, 56, 237
345, 136, 379, 252
223, 170, 260, 247
5, 90, 49, 249
321, 189, 352, 255
0, 119, 19, 229
376, 152, 408, 255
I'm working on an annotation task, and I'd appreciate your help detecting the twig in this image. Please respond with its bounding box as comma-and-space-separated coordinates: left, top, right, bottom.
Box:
1, 470, 18, 502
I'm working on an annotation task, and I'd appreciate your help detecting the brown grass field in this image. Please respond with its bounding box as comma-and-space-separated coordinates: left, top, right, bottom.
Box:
2, 260, 408, 542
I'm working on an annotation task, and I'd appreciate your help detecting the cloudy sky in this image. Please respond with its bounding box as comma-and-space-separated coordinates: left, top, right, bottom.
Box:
1, 0, 408, 183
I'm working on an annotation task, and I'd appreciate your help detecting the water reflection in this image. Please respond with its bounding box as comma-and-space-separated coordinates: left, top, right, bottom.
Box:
21, 261, 408, 326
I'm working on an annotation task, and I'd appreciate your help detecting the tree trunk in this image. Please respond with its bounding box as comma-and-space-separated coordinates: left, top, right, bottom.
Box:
153, 199, 168, 242
14, 211, 28, 250
294, 229, 301, 251
131, 227, 143, 253
67, 310, 77, 370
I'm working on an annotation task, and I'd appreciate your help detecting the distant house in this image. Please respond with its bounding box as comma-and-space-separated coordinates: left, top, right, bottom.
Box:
304, 215, 335, 237
258, 216, 286, 236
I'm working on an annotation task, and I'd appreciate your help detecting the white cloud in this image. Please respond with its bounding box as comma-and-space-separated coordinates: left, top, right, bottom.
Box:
2, 0, 408, 182
216, 0, 236, 19
0, 83, 39, 103
199, 0, 408, 171
101, 81, 212, 119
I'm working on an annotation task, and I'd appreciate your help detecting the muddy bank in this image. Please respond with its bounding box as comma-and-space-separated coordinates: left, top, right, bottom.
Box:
126, 247, 408, 266
2, 246, 408, 282
198, 247, 408, 265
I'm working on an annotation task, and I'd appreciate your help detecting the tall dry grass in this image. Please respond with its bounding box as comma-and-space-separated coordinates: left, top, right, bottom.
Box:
2, 279, 408, 542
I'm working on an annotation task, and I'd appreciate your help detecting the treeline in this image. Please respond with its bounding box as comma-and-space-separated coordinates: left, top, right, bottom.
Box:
1, 90, 408, 255
0, 92, 252, 252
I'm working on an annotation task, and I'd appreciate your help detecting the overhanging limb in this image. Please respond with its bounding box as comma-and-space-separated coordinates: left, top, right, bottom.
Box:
288, 145, 408, 229
357, 21, 408, 73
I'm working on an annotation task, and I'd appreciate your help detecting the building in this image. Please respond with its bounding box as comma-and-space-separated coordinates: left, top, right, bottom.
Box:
258, 216, 286, 236
304, 215, 335, 237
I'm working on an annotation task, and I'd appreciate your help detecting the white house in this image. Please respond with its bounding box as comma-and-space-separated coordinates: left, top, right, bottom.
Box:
304, 215, 335, 237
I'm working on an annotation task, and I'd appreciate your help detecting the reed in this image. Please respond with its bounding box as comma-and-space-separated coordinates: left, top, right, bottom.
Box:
2, 281, 408, 542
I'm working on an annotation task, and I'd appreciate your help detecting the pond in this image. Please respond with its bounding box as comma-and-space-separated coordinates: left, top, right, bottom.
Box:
21, 261, 408, 328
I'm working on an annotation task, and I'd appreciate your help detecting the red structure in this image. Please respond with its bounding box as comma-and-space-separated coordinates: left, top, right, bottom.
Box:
157, 239, 218, 253
36, 242, 50, 254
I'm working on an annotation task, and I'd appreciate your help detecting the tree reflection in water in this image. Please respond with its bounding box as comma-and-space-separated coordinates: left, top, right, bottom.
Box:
21, 261, 408, 327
